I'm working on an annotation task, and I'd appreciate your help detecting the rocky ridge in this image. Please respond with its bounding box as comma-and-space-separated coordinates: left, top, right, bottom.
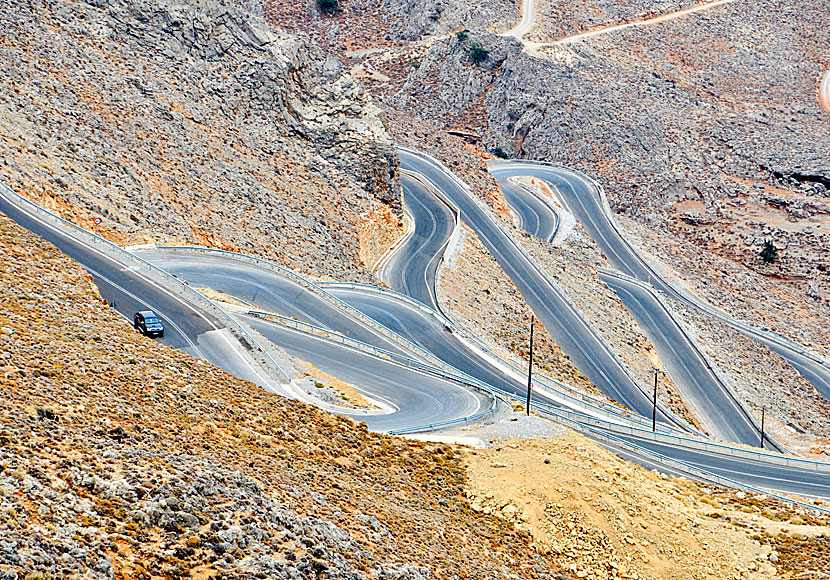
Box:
0, 0, 399, 282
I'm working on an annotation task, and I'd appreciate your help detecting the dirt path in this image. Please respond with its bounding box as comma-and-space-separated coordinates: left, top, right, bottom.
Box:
503, 0, 536, 40
524, 0, 737, 48
820, 70, 830, 113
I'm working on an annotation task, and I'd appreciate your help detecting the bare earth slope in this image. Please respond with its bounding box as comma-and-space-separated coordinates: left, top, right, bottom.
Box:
0, 0, 400, 282
0, 211, 562, 578
466, 432, 830, 580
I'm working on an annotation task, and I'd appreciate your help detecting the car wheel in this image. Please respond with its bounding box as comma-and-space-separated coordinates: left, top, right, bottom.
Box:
159, 331, 164, 338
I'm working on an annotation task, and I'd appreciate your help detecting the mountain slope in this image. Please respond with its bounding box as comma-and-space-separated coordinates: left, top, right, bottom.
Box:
0, 0, 400, 281
0, 210, 561, 578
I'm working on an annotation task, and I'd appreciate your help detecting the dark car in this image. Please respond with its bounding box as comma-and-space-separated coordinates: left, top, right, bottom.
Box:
134, 310, 164, 337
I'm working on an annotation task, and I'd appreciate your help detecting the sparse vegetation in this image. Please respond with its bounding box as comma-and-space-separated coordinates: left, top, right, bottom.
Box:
466, 42, 490, 63
492, 146, 510, 159
760, 240, 778, 263
455, 29, 469, 42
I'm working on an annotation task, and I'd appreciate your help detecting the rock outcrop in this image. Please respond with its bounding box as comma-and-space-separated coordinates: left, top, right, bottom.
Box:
0, 0, 399, 281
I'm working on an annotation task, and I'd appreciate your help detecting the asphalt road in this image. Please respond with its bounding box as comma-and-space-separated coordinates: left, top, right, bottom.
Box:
487, 165, 766, 447
490, 161, 830, 409
398, 148, 678, 426
500, 177, 558, 242
0, 193, 269, 388
378, 174, 455, 310
602, 273, 765, 446
244, 316, 492, 433
141, 249, 554, 416
6, 160, 829, 499
138, 249, 415, 359
617, 432, 830, 498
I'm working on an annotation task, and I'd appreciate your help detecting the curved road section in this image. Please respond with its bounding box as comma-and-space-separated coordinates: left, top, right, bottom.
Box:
0, 186, 490, 434
397, 147, 681, 427
377, 173, 455, 310
501, 177, 559, 243
135, 249, 495, 433
489, 164, 772, 447
0, 188, 271, 389
490, 161, 830, 410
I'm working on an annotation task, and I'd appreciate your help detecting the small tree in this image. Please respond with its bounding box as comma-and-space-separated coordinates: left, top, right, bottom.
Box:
760, 240, 778, 263
317, 0, 339, 14
455, 29, 469, 42
467, 42, 489, 64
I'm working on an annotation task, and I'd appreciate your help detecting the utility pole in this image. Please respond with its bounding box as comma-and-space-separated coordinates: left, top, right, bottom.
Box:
526, 318, 534, 416
652, 370, 660, 432
760, 406, 766, 449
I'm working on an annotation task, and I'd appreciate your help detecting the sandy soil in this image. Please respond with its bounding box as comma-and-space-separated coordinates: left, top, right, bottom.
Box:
464, 430, 830, 580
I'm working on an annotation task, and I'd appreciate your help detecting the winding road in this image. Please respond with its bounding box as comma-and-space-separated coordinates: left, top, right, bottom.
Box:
398, 148, 682, 427
489, 162, 772, 447
489, 161, 830, 412
4, 152, 830, 500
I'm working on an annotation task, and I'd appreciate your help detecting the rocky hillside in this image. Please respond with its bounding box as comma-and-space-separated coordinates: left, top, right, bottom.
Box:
0, 0, 400, 282
0, 211, 564, 578
524, 0, 699, 41
258, 0, 519, 55
385, 1, 830, 353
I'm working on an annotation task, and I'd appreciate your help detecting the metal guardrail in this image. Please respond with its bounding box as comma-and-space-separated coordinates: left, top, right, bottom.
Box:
319, 280, 683, 435
156, 245, 663, 432
494, 159, 830, 371
599, 268, 786, 452
575, 423, 830, 514
396, 149, 830, 471
0, 180, 292, 385
156, 246, 471, 378
163, 244, 685, 435
244, 310, 500, 433
469, 383, 830, 512
8, 162, 829, 503
395, 159, 672, 430
490, 158, 794, 450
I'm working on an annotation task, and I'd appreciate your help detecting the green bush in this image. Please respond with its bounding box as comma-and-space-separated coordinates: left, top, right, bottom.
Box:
455, 30, 469, 42
492, 147, 510, 159
467, 42, 490, 63
760, 240, 778, 263
317, 0, 340, 14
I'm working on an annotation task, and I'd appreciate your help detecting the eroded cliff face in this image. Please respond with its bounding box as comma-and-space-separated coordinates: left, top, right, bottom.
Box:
0, 0, 399, 280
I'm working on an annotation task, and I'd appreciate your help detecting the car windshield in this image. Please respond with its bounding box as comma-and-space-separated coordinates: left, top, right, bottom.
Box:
145, 317, 160, 324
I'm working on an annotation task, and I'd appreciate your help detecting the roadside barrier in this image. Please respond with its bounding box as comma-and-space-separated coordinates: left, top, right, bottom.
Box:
397, 146, 689, 431
244, 310, 500, 433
